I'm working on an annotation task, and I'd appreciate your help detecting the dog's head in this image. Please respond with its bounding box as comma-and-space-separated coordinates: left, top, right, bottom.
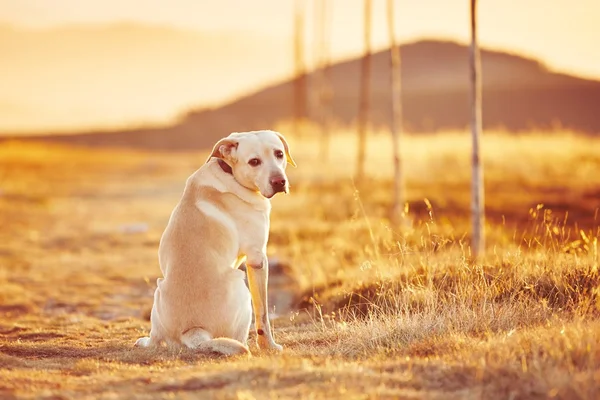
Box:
206, 130, 296, 199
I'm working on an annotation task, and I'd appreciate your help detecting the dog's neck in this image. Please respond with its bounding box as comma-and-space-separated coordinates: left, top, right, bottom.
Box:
217, 159, 233, 175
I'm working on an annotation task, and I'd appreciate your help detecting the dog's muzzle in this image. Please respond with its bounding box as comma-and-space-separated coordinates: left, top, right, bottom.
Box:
270, 176, 288, 195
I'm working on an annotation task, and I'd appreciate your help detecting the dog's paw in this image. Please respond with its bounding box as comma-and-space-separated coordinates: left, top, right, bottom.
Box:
134, 337, 151, 348
257, 336, 283, 352
268, 342, 283, 353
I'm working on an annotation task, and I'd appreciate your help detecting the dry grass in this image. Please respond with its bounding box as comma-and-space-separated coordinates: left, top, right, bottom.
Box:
0, 129, 599, 399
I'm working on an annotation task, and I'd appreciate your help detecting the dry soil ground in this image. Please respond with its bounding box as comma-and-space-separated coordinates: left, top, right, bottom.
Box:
0, 131, 599, 399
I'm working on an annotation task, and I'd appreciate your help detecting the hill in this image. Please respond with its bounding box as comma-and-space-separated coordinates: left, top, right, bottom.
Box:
6, 39, 600, 149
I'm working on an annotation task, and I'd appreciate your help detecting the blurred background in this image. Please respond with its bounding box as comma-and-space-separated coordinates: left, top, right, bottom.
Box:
1, 0, 599, 148
1, 5, 599, 396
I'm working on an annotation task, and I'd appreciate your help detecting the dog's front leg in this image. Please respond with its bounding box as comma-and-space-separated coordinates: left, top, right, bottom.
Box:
246, 254, 283, 352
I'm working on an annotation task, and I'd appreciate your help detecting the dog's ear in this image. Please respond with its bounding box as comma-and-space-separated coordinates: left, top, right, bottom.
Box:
273, 132, 297, 168
205, 138, 238, 164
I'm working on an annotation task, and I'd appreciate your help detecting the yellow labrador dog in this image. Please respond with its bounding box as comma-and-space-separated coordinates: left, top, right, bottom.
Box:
135, 130, 295, 356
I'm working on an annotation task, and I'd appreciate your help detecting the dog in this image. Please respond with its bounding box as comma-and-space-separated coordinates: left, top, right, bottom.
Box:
135, 130, 296, 356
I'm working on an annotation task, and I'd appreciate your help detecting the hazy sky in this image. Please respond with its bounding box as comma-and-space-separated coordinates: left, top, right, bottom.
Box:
1, 0, 599, 132
2, 0, 599, 79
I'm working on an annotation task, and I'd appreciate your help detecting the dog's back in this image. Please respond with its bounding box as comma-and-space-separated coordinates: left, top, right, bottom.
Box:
136, 165, 252, 355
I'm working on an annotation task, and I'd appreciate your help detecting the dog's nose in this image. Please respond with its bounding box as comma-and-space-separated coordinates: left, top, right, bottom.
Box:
270, 177, 287, 193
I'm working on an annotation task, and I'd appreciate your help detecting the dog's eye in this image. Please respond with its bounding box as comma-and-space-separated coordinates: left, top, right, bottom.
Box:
275, 150, 284, 159
248, 158, 262, 167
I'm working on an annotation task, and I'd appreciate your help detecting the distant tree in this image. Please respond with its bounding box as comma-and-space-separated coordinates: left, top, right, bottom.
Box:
293, 0, 307, 137
356, 0, 372, 180
470, 0, 485, 256
387, 0, 405, 224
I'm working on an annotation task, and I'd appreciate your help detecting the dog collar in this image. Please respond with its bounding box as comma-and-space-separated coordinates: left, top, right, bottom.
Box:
217, 159, 233, 175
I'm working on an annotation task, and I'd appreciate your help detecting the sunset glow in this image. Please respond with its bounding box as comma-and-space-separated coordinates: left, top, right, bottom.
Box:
1, 0, 598, 132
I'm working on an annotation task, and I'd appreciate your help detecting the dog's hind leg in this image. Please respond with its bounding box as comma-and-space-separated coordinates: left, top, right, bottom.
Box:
135, 280, 167, 348
134, 323, 165, 348
181, 327, 250, 357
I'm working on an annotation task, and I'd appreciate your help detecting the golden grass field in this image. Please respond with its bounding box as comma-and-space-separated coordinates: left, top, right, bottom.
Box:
0, 129, 599, 399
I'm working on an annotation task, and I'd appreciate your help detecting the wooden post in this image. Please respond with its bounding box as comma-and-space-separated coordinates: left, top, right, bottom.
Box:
470, 0, 485, 256
321, 0, 333, 162
387, 0, 405, 224
315, 0, 332, 161
356, 0, 372, 181
293, 0, 307, 137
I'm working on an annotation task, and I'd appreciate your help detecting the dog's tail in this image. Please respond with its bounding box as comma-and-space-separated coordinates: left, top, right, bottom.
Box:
181, 327, 250, 357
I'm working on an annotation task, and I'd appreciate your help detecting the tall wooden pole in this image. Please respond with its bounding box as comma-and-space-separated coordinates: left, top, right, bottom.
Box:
356, 0, 372, 180
314, 0, 332, 161
293, 0, 307, 137
470, 0, 485, 256
321, 0, 333, 162
387, 0, 405, 224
